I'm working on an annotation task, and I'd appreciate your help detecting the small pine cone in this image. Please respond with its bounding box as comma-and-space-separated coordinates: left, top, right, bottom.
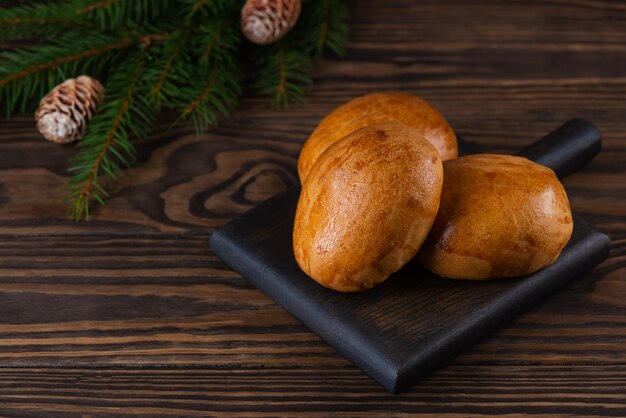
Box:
35, 75, 104, 144
241, 0, 302, 45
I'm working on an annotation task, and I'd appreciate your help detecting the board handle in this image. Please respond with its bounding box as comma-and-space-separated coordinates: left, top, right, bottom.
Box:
516, 118, 602, 177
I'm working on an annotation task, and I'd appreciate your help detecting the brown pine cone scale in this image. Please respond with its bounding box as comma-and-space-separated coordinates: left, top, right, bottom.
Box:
35, 75, 104, 144
241, 0, 302, 45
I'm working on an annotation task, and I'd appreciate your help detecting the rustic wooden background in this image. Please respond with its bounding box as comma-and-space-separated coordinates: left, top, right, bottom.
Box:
0, 0, 625, 416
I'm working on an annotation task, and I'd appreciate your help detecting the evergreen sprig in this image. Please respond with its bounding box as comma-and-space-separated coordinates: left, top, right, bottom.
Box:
66, 49, 150, 220
0, 0, 349, 220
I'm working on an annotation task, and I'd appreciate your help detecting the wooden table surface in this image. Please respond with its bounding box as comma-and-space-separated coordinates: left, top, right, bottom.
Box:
1, 0, 625, 416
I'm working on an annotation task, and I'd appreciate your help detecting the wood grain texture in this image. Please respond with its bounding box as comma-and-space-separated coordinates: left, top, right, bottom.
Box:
0, 0, 625, 415
0, 366, 625, 417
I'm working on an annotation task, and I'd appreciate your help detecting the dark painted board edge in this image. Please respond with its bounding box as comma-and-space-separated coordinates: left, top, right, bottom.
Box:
210, 208, 400, 390
211, 199, 610, 393
394, 218, 610, 392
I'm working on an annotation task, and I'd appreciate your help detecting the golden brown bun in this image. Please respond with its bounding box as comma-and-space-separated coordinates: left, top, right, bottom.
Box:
298, 92, 457, 183
293, 122, 444, 292
418, 154, 573, 280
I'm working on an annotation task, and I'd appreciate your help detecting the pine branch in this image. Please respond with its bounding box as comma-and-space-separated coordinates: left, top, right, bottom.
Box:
180, 67, 218, 118
183, 0, 241, 17
172, 16, 242, 132
0, 33, 130, 116
77, 0, 123, 15
175, 59, 241, 133
274, 47, 290, 106
199, 22, 228, 63
0, 31, 169, 116
189, 0, 211, 12
0, 38, 131, 87
253, 42, 313, 108
149, 32, 190, 99
301, 0, 349, 56
315, 0, 330, 54
249, 0, 349, 107
77, 0, 177, 28
67, 50, 153, 221
0, 2, 81, 40
0, 0, 350, 220
318, 0, 349, 56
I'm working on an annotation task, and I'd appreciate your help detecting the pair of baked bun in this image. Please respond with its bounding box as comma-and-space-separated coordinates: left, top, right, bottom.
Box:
293, 92, 573, 292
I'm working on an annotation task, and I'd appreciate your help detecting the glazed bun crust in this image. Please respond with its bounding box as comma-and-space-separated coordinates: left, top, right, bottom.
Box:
298, 92, 457, 183
293, 122, 444, 292
418, 154, 573, 280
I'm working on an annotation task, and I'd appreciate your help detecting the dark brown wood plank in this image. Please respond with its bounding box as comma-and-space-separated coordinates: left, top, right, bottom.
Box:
0, 0, 624, 414
0, 366, 624, 416
0, 232, 621, 368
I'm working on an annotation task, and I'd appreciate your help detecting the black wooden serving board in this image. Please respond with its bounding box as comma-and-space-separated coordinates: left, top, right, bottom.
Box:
210, 119, 610, 393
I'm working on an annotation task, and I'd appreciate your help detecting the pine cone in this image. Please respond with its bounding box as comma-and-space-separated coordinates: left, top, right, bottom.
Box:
35, 76, 104, 144
241, 0, 302, 45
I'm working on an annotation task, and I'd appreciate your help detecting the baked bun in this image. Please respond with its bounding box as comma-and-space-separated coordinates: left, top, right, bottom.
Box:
298, 92, 457, 183
418, 154, 573, 280
293, 122, 444, 292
